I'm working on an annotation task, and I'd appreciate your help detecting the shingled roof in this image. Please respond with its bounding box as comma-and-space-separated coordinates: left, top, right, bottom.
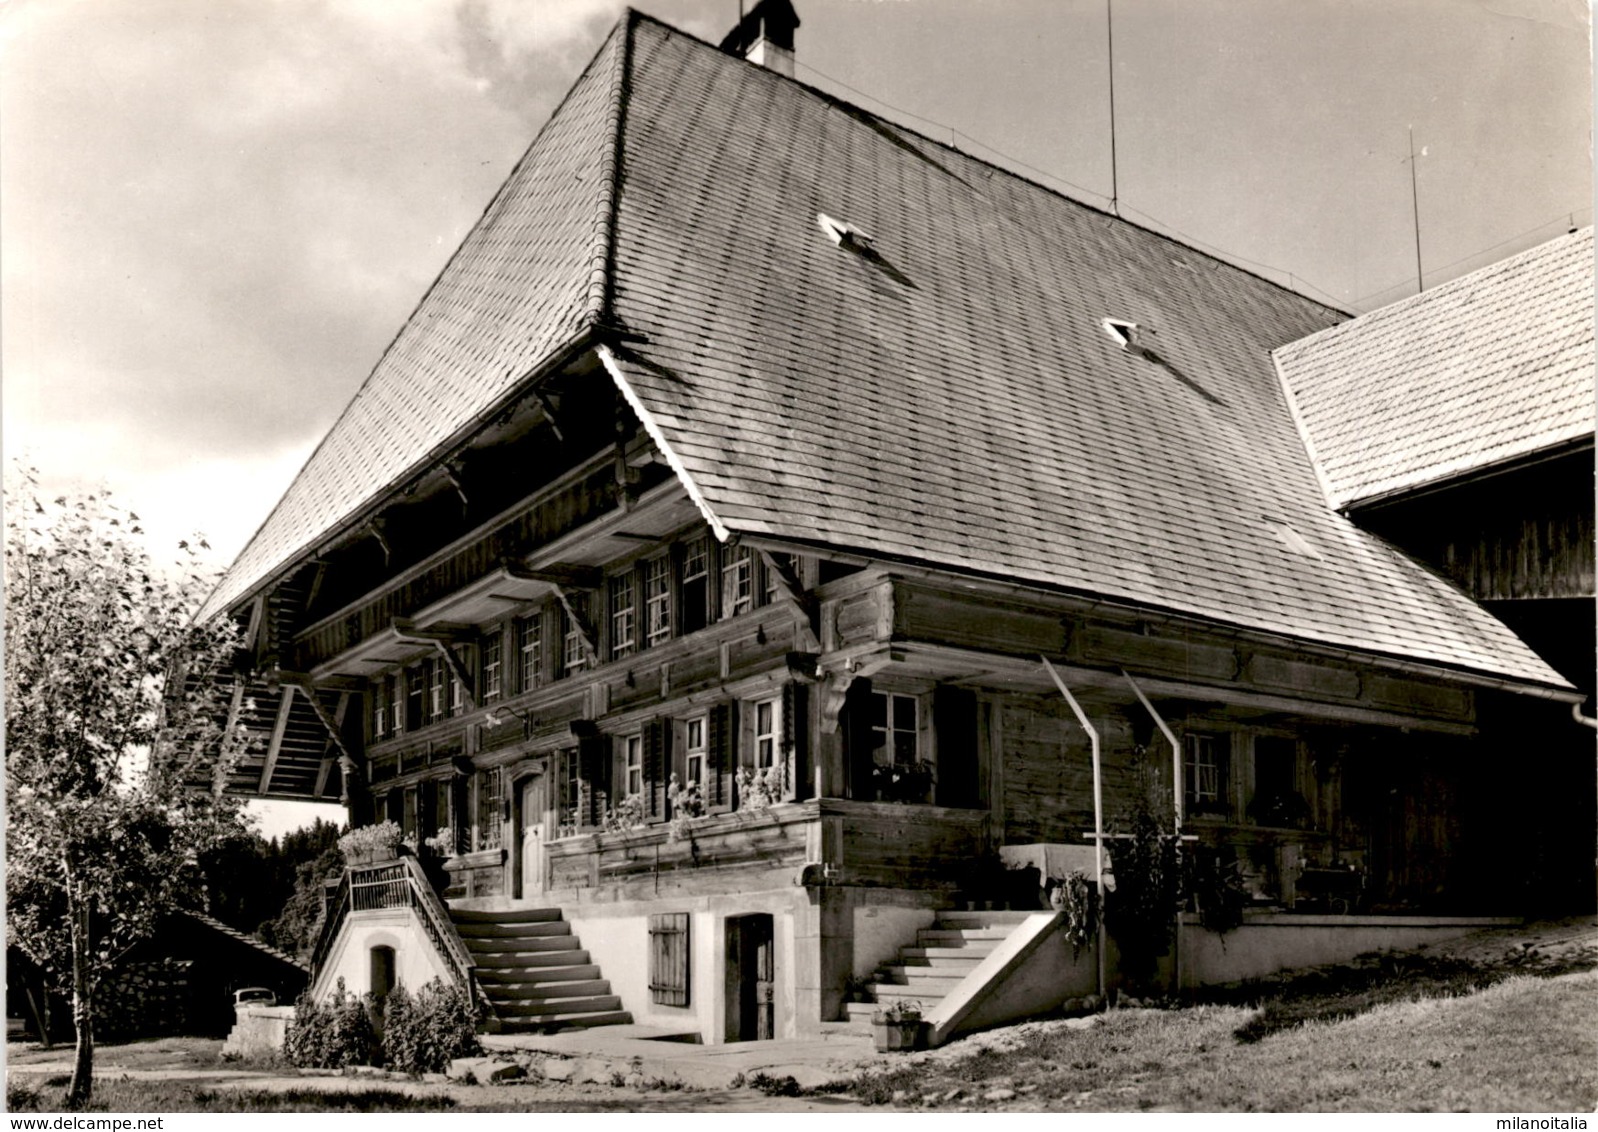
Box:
1275, 227, 1595, 510
206, 10, 1570, 691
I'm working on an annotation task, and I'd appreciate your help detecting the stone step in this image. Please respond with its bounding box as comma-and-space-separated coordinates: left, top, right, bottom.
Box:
917, 928, 1010, 944
486, 979, 612, 1001
475, 963, 600, 985
867, 986, 943, 1004
492, 995, 623, 1017
473, 954, 592, 976
451, 907, 563, 924
472, 943, 589, 965
455, 920, 573, 939
933, 911, 1034, 929
892, 953, 986, 969
495, 1010, 633, 1032
875, 968, 968, 988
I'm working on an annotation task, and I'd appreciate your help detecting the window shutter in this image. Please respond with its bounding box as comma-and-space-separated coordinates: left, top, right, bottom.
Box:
783, 682, 809, 801
842, 677, 875, 800
707, 701, 737, 810
644, 717, 671, 821
579, 732, 609, 826
648, 913, 690, 1006
933, 685, 979, 807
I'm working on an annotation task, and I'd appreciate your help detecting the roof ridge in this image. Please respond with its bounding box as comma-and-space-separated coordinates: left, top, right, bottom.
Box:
628, 9, 1350, 321
1275, 225, 1594, 359
585, 9, 638, 329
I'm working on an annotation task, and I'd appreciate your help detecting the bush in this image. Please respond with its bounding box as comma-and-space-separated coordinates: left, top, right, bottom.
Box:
285, 979, 377, 1069
380, 978, 482, 1075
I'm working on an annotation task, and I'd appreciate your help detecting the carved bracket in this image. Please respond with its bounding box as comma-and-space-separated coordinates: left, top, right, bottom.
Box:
552, 583, 601, 667
759, 550, 820, 649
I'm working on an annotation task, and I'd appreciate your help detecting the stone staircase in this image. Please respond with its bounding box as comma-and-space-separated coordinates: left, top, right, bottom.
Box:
451, 907, 631, 1032
842, 910, 1031, 1030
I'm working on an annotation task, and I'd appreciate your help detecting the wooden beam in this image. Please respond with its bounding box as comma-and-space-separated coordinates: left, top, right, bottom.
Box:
551, 584, 601, 666
533, 387, 565, 442
432, 640, 479, 713
243, 595, 266, 656
503, 563, 602, 590
303, 560, 329, 614
390, 618, 475, 645
312, 691, 350, 799
759, 550, 820, 649
259, 685, 296, 795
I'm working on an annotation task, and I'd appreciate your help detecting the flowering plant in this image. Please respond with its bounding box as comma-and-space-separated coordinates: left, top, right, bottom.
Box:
602, 792, 647, 833
871, 759, 935, 803
666, 774, 705, 844
424, 826, 457, 858
735, 763, 785, 812
337, 821, 402, 864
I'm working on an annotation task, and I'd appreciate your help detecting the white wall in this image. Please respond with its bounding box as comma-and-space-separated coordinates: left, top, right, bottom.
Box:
311, 908, 455, 1002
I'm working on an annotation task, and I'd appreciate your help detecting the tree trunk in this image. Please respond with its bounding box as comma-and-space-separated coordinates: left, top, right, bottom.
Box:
66, 890, 94, 1109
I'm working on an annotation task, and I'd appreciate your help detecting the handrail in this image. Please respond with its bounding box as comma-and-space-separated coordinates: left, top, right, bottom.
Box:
398, 855, 478, 1006
309, 871, 352, 980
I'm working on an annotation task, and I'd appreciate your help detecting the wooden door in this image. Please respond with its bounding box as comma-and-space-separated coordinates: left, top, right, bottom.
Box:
726, 914, 774, 1042
518, 775, 546, 900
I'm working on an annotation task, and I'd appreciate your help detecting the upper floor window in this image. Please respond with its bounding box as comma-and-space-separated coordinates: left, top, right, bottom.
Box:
448, 666, 465, 717
644, 556, 672, 647
681, 536, 710, 633
428, 658, 447, 722
562, 597, 589, 675
558, 749, 581, 837
610, 572, 636, 661
1184, 733, 1231, 816
869, 691, 919, 765
481, 634, 502, 703
389, 674, 404, 735
722, 545, 754, 619
371, 681, 388, 740
518, 613, 542, 693
753, 696, 782, 769
684, 715, 707, 786
625, 734, 644, 797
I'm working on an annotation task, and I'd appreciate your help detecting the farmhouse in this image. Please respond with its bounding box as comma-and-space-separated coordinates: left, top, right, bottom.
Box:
200, 3, 1594, 1045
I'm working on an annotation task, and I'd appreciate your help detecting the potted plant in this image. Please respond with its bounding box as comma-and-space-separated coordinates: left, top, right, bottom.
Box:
337, 820, 403, 867
870, 1000, 924, 1052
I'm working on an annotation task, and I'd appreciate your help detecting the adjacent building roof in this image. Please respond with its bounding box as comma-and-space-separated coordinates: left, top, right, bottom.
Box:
1275, 227, 1595, 510
205, 10, 1572, 691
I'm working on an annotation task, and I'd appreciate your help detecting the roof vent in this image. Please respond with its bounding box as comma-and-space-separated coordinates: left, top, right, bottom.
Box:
719, 0, 800, 78
817, 213, 873, 250
1101, 317, 1139, 349
1265, 519, 1323, 560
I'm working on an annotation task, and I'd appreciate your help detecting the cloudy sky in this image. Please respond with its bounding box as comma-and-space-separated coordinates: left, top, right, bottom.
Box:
4, 0, 1589, 834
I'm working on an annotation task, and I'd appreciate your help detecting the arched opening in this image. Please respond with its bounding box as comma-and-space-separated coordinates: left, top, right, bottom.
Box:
369, 945, 395, 1005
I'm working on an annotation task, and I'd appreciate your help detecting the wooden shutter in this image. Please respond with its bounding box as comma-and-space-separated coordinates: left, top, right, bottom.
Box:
579, 732, 609, 826
933, 685, 979, 807
707, 701, 738, 811
644, 717, 671, 821
648, 913, 690, 1006
783, 682, 809, 801
842, 677, 875, 800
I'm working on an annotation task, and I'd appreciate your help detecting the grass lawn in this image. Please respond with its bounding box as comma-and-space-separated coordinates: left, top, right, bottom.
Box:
848, 969, 1597, 1111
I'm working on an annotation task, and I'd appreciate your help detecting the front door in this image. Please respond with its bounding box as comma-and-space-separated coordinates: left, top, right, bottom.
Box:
725, 914, 775, 1041
518, 775, 546, 900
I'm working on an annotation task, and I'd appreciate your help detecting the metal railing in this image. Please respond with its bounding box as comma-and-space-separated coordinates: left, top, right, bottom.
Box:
308, 854, 479, 1010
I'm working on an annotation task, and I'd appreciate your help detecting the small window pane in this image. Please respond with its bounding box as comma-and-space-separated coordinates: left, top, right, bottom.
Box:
892, 694, 917, 731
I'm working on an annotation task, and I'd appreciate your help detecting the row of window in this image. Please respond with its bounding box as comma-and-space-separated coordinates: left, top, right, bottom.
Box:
1182, 733, 1306, 824
370, 533, 796, 741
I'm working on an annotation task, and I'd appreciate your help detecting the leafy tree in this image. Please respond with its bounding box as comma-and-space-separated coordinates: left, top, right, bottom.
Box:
259, 834, 346, 961
4, 472, 253, 1107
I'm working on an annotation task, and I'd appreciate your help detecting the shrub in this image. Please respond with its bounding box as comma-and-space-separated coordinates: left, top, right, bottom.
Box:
285, 978, 377, 1069
380, 978, 482, 1075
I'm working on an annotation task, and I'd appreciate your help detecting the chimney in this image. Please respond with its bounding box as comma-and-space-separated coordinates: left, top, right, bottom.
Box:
719, 0, 800, 79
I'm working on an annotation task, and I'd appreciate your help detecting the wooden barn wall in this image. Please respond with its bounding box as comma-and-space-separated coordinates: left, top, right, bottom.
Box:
998, 696, 1151, 845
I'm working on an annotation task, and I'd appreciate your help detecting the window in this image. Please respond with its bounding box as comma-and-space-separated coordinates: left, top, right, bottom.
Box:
371, 680, 387, 740
518, 614, 542, 693
475, 767, 503, 851
1249, 736, 1306, 827
448, 666, 465, 717
644, 557, 672, 647
648, 913, 690, 1007
868, 691, 919, 766
389, 674, 404, 735
684, 716, 707, 786
428, 658, 446, 722
406, 666, 425, 730
481, 634, 502, 703
562, 598, 589, 675
721, 545, 754, 619
610, 572, 636, 660
753, 696, 781, 769
1184, 733, 1230, 815
681, 535, 711, 632
557, 749, 581, 837
625, 734, 643, 797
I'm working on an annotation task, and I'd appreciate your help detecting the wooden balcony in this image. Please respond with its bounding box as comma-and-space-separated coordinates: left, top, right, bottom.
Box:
543, 797, 990, 900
